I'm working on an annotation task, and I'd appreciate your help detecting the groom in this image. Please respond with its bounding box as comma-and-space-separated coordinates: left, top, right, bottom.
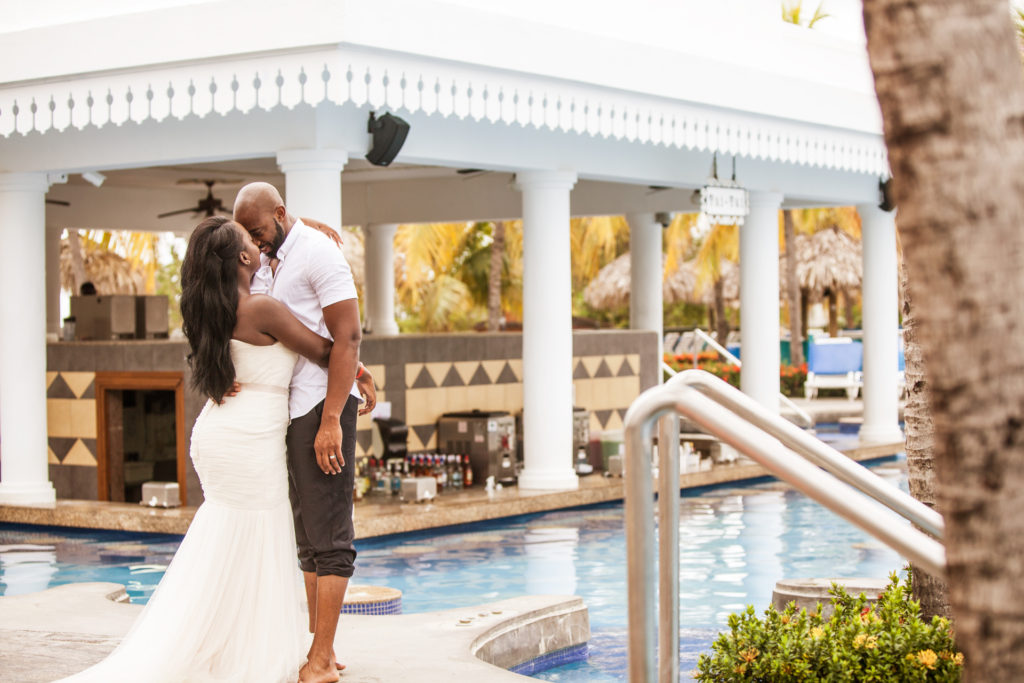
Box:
234, 182, 361, 683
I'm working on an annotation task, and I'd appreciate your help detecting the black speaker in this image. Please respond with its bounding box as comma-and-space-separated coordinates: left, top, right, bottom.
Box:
366, 112, 410, 167
373, 417, 409, 460
879, 177, 896, 212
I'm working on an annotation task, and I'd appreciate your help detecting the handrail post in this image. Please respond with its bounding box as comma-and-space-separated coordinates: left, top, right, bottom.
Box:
657, 413, 680, 683
624, 392, 678, 683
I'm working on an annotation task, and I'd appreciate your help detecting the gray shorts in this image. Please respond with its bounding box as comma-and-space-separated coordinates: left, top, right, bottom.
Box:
285, 395, 358, 577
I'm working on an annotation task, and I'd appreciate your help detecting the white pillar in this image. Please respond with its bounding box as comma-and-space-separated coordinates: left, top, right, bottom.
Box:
858, 203, 904, 444
739, 191, 783, 413
276, 149, 348, 231
627, 213, 663, 377
515, 170, 578, 491
363, 223, 400, 335
46, 225, 62, 340
0, 173, 57, 504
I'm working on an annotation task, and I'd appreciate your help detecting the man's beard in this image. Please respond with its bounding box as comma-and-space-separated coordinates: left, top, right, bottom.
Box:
265, 218, 286, 259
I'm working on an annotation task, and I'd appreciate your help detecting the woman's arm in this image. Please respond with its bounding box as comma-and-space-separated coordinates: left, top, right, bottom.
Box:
244, 294, 332, 367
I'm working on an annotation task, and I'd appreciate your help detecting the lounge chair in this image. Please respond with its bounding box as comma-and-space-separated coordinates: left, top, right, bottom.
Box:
805, 339, 863, 400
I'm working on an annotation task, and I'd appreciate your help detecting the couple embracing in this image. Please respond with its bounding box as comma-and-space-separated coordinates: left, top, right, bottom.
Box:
62, 183, 369, 683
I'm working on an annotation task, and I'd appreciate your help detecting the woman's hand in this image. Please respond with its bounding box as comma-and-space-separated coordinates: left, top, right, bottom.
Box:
356, 364, 376, 416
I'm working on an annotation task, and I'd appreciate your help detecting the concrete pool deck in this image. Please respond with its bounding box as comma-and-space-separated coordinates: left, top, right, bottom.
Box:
0, 398, 901, 538
0, 583, 589, 682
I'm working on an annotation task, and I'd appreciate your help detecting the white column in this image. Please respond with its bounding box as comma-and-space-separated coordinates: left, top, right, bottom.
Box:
858, 203, 903, 444
627, 213, 663, 377
363, 223, 400, 335
45, 225, 62, 340
515, 170, 578, 491
276, 149, 348, 231
739, 192, 783, 413
0, 173, 57, 504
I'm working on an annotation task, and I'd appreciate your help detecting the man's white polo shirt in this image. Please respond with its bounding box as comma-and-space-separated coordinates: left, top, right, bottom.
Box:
251, 219, 360, 419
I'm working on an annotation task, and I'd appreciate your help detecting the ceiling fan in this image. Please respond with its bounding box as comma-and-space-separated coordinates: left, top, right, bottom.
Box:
157, 180, 233, 219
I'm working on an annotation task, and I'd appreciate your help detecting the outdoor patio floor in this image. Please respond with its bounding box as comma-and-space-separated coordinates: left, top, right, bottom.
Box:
1, 583, 588, 682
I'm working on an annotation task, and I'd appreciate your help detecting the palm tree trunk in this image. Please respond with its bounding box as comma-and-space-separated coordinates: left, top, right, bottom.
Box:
488, 221, 505, 331
864, 0, 1024, 676
901, 256, 950, 619
800, 288, 809, 341
826, 289, 838, 337
713, 277, 729, 344
843, 289, 856, 330
67, 229, 86, 292
784, 211, 803, 364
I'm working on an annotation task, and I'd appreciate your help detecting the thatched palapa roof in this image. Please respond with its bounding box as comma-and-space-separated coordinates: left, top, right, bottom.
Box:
782, 226, 862, 293
60, 239, 142, 294
584, 253, 740, 310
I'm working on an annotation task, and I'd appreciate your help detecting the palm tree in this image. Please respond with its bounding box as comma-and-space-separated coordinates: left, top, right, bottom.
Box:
899, 254, 948, 619
570, 215, 630, 294
864, 0, 1024, 676
693, 220, 739, 343
487, 221, 505, 330
783, 211, 804, 363
393, 222, 478, 332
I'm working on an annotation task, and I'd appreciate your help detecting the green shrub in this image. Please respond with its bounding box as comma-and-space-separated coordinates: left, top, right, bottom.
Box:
695, 573, 962, 682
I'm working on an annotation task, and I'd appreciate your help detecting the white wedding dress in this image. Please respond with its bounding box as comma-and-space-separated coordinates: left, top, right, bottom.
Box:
61, 341, 307, 683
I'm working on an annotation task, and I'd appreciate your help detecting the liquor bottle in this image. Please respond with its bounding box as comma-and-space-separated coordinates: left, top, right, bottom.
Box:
354, 458, 365, 502
450, 454, 463, 490
367, 457, 378, 495
375, 458, 389, 495
390, 462, 402, 496
436, 454, 447, 492
462, 454, 473, 488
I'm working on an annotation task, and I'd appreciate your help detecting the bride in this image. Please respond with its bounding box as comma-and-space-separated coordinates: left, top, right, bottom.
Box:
61, 216, 337, 682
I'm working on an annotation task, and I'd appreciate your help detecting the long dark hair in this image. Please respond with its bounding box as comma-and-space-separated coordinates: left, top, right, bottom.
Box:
180, 216, 243, 401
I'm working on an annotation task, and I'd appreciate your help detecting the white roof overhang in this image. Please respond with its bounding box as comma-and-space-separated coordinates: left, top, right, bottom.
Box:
0, 0, 889, 207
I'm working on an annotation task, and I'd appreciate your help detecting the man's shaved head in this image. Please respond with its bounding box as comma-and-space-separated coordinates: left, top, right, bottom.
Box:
233, 182, 284, 226
233, 182, 292, 259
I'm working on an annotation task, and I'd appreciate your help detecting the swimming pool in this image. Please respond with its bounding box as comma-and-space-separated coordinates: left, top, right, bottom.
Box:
0, 456, 906, 680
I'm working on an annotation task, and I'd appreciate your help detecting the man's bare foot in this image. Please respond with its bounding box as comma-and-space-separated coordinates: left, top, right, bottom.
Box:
298, 661, 340, 683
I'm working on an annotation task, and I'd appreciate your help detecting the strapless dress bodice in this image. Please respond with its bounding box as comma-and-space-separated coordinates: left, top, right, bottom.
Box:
230, 340, 298, 389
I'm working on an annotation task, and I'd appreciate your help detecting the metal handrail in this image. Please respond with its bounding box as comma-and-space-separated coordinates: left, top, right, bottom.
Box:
623, 370, 945, 683
688, 328, 815, 429
668, 370, 943, 538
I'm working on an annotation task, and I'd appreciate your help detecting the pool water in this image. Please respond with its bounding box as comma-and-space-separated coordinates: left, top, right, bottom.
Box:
0, 456, 907, 681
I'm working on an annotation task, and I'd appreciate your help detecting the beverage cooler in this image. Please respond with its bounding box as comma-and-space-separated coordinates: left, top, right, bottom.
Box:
437, 410, 517, 484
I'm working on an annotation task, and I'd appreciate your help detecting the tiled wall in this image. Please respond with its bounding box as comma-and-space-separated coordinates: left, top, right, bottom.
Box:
358, 330, 657, 454
45, 341, 204, 503
41, 330, 657, 502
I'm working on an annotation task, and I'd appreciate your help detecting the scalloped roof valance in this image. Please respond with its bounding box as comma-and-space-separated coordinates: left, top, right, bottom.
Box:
0, 46, 888, 176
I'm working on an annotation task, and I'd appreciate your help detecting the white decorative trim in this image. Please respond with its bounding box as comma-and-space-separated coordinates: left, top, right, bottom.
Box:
0, 46, 889, 176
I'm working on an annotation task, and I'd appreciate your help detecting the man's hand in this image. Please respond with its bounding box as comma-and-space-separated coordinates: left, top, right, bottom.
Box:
216, 381, 242, 404
356, 364, 376, 416
314, 421, 344, 475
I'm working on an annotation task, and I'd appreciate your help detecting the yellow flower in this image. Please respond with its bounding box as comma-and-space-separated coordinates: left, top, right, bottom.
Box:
865, 636, 878, 650
740, 647, 759, 663
810, 627, 825, 639
733, 664, 747, 675
954, 652, 965, 666
781, 615, 790, 625
853, 634, 868, 648
916, 650, 938, 670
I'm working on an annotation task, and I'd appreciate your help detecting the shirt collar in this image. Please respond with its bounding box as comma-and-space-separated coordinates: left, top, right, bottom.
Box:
276, 217, 305, 262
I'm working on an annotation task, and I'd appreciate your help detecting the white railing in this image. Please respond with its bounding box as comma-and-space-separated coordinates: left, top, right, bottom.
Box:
623, 370, 944, 683
664, 328, 814, 429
